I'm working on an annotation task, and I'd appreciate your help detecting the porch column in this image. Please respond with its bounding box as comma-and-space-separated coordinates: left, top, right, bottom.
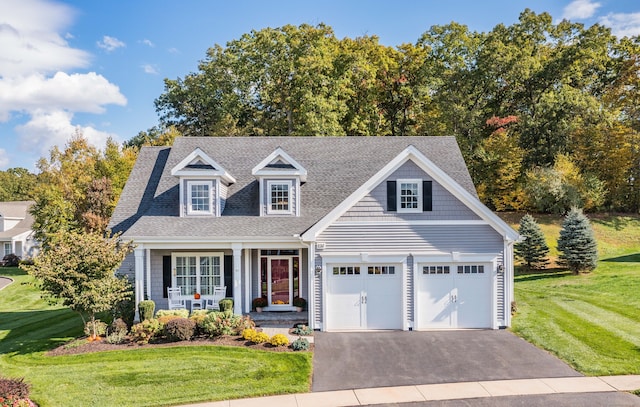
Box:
232, 243, 242, 315
145, 248, 151, 300
244, 249, 251, 313
134, 247, 145, 322
307, 242, 315, 330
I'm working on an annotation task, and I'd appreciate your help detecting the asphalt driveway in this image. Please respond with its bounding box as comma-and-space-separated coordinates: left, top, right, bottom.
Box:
312, 330, 581, 392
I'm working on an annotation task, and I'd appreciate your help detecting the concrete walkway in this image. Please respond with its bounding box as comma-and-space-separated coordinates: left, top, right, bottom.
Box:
0, 276, 13, 291
178, 375, 640, 406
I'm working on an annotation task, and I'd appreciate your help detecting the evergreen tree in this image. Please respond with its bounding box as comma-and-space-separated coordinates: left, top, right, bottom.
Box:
557, 208, 598, 273
514, 214, 550, 270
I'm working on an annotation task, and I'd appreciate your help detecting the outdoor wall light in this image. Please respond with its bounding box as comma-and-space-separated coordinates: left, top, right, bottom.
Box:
497, 264, 504, 273
315, 265, 322, 275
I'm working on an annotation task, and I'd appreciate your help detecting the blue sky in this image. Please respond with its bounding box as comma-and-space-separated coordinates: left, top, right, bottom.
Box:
1, 0, 639, 171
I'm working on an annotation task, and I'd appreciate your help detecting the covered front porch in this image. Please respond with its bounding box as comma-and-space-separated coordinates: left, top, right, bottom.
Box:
128, 241, 315, 324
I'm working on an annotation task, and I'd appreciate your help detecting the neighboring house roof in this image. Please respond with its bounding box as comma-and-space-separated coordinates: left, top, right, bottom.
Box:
0, 201, 35, 239
109, 136, 504, 241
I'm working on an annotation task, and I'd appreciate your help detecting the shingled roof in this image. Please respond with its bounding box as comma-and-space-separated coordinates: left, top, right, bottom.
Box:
0, 201, 35, 239
109, 136, 477, 240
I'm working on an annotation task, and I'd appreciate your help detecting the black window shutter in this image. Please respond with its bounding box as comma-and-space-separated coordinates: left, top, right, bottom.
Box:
162, 256, 171, 298
224, 255, 233, 298
423, 181, 433, 212
387, 180, 397, 212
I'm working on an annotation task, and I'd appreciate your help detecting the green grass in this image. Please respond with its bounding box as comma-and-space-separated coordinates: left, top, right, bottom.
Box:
503, 213, 640, 376
0, 267, 312, 406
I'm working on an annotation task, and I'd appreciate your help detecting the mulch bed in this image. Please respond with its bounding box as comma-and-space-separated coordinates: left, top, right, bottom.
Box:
47, 334, 313, 356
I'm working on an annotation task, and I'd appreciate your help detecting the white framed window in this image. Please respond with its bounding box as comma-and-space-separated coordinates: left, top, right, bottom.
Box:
3, 243, 11, 256
457, 265, 485, 274
398, 179, 422, 212
267, 180, 292, 214
187, 181, 213, 215
172, 253, 223, 296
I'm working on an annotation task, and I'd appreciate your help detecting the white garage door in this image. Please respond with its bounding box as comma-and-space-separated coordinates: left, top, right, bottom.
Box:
416, 263, 492, 329
327, 264, 403, 330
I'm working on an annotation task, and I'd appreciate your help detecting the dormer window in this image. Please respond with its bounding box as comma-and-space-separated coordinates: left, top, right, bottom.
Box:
253, 148, 307, 217
171, 148, 235, 217
187, 181, 213, 215
268, 180, 292, 214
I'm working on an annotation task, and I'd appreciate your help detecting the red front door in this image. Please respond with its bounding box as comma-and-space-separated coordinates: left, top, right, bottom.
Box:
270, 258, 290, 305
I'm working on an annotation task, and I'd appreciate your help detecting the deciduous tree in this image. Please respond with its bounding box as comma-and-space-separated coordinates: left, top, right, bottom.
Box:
24, 231, 133, 339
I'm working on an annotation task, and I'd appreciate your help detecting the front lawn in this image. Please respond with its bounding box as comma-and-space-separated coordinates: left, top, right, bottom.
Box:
0, 267, 312, 407
505, 213, 640, 376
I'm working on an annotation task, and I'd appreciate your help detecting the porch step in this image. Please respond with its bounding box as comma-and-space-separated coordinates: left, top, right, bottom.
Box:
247, 311, 309, 328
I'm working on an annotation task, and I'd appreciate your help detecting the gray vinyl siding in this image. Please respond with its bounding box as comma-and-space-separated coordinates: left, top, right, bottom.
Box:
117, 252, 136, 280
262, 178, 297, 216
219, 182, 228, 214
317, 224, 503, 254
338, 160, 480, 222
314, 254, 323, 328
181, 179, 218, 216
496, 251, 505, 324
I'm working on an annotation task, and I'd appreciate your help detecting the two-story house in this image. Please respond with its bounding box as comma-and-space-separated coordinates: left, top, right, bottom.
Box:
0, 201, 37, 261
109, 137, 519, 331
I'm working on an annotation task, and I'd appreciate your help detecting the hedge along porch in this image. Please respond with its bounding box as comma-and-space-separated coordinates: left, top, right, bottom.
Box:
109, 137, 518, 330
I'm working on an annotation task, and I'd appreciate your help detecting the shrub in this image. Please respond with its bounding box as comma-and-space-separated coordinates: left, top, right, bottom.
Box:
155, 309, 189, 318
202, 311, 241, 336
291, 324, 313, 336
293, 297, 306, 308
252, 297, 267, 309
235, 315, 256, 332
105, 318, 128, 344
251, 331, 270, 344
2, 254, 20, 267
291, 337, 310, 351
0, 376, 29, 398
114, 296, 135, 328
241, 328, 257, 341
219, 298, 233, 312
84, 320, 107, 339
0, 395, 36, 407
164, 317, 196, 341
189, 310, 210, 335
269, 333, 289, 347
138, 300, 155, 321
130, 318, 162, 344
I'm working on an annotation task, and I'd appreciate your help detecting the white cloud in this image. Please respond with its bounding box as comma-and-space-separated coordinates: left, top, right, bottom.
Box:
562, 0, 601, 20
0, 0, 128, 165
16, 110, 118, 158
142, 39, 155, 47
0, 0, 90, 77
168, 47, 180, 54
600, 12, 640, 38
0, 72, 126, 121
0, 149, 8, 168
141, 64, 158, 74
97, 35, 125, 52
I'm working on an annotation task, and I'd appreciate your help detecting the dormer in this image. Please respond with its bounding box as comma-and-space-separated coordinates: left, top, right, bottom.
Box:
252, 147, 307, 217
171, 148, 235, 217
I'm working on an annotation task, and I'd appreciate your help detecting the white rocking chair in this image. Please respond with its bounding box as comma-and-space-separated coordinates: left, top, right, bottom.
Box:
206, 286, 227, 311
167, 287, 186, 310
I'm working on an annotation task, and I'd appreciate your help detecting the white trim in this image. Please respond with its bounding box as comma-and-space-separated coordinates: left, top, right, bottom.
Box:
334, 220, 489, 226
266, 180, 294, 215
306, 241, 315, 330
301, 145, 519, 242
171, 147, 235, 184
134, 247, 145, 322
252, 147, 308, 182
186, 180, 214, 215
412, 253, 499, 264
232, 244, 242, 314
397, 178, 422, 213
145, 248, 151, 300
244, 250, 251, 314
